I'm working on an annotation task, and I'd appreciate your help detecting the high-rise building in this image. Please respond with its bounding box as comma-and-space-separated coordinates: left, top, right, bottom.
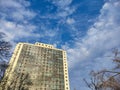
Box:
4, 42, 70, 90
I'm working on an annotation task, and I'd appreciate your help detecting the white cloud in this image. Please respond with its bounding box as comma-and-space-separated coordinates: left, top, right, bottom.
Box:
0, 20, 38, 41
0, 0, 23, 8
44, 30, 57, 37
49, 0, 72, 8
47, 0, 76, 18
0, 0, 38, 45
0, 0, 36, 21
64, 0, 120, 69
57, 6, 76, 18
62, 0, 120, 89
62, 1, 120, 90
66, 18, 75, 24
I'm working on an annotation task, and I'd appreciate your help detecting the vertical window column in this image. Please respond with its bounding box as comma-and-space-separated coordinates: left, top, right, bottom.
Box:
63, 51, 70, 90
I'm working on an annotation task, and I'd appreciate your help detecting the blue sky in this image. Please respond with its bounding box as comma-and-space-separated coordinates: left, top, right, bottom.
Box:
0, 0, 120, 90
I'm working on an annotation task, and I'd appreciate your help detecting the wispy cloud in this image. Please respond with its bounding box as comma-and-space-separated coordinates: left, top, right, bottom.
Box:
62, 0, 120, 89
66, 17, 75, 25
43, 0, 76, 19
64, 0, 120, 69
0, 0, 119, 89
50, 0, 72, 7
33, 0, 78, 45
0, 19, 38, 41
0, 0, 35, 21
0, 0, 38, 45
1, 0, 76, 45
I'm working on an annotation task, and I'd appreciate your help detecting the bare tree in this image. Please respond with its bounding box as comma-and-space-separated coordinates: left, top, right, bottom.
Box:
0, 61, 8, 80
17, 73, 33, 90
0, 32, 12, 82
0, 72, 32, 90
84, 49, 120, 90
83, 71, 106, 90
0, 32, 12, 61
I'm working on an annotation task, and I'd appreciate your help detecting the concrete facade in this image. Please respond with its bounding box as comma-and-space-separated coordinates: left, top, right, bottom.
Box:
4, 42, 70, 90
